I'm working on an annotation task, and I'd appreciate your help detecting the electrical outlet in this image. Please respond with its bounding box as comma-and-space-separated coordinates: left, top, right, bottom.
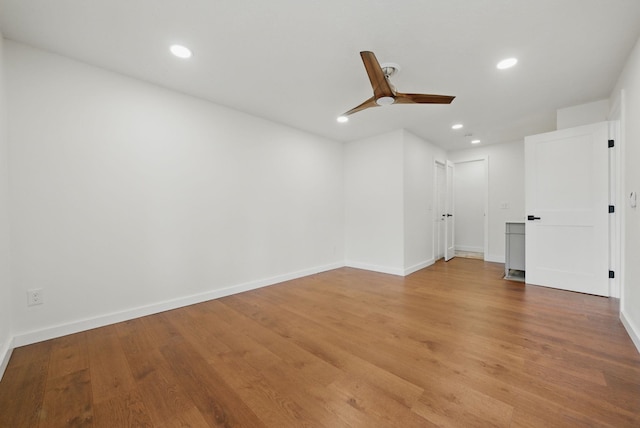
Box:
27, 288, 44, 306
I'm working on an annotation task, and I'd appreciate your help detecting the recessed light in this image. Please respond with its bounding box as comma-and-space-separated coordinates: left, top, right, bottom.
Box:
497, 57, 517, 69
170, 44, 192, 59
451, 123, 463, 130
471, 139, 481, 144
337, 116, 349, 123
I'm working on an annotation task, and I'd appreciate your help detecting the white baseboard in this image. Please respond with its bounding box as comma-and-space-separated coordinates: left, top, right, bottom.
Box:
455, 245, 484, 253
345, 261, 404, 276
404, 259, 435, 276
0, 337, 14, 382
344, 259, 435, 277
12, 261, 344, 348
620, 310, 640, 354
484, 253, 505, 263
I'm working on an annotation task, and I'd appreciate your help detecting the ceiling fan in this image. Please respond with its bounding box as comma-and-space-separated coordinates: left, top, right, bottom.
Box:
340, 51, 455, 118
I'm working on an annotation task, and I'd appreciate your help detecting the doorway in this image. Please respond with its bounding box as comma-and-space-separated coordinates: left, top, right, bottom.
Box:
453, 158, 488, 260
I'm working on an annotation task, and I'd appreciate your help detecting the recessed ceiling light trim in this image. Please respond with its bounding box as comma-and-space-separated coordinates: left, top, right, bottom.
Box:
170, 44, 192, 59
471, 139, 481, 144
451, 123, 463, 130
337, 116, 349, 123
497, 57, 517, 69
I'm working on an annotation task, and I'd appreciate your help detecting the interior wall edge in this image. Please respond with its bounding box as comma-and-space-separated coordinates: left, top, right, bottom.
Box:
404, 258, 435, 276
620, 309, 640, 354
11, 261, 344, 349
0, 30, 12, 384
0, 338, 14, 382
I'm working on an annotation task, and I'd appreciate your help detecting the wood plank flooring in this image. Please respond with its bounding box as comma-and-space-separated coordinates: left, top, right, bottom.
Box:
1, 258, 639, 427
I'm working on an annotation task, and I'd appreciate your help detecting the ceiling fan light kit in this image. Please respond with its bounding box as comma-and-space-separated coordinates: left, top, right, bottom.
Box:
340, 51, 455, 118
375, 96, 395, 106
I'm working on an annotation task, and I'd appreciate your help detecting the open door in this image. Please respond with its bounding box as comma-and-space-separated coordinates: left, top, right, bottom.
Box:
525, 122, 609, 296
445, 160, 455, 261
434, 161, 446, 260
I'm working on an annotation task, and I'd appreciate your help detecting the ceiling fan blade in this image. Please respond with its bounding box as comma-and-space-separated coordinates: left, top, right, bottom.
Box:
394, 92, 455, 104
342, 96, 379, 116
360, 51, 394, 99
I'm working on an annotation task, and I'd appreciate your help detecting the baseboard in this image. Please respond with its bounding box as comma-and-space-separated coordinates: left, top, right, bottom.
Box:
404, 259, 435, 276
620, 310, 640, 354
344, 261, 404, 276
484, 254, 505, 263
0, 337, 14, 382
455, 245, 484, 253
345, 259, 436, 277
12, 261, 344, 348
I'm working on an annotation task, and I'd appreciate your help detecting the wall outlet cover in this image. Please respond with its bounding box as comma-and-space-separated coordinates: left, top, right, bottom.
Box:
27, 289, 44, 306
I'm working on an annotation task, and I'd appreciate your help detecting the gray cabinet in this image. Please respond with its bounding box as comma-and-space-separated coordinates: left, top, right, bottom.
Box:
505, 222, 525, 281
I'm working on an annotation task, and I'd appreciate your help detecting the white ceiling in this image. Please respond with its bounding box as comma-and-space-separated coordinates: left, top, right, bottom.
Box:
1, 0, 639, 150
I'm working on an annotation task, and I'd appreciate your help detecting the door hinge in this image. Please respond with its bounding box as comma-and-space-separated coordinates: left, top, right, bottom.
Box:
609, 270, 615, 279
609, 205, 615, 213
608, 139, 615, 148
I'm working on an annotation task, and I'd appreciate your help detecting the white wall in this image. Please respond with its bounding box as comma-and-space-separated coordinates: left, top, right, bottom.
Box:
557, 99, 609, 129
345, 129, 445, 275
0, 33, 13, 379
448, 141, 525, 262
6, 41, 345, 344
403, 130, 446, 273
612, 36, 640, 351
454, 160, 486, 253
344, 130, 404, 274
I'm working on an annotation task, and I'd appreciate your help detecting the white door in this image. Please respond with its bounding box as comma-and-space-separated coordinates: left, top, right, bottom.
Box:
435, 162, 446, 260
445, 160, 455, 261
525, 122, 609, 296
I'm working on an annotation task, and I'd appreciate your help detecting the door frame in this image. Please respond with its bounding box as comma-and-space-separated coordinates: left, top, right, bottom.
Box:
445, 160, 456, 261
452, 156, 489, 259
433, 159, 447, 260
609, 91, 625, 300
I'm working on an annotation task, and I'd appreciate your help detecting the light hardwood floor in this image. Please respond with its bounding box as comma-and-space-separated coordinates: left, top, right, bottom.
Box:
1, 258, 639, 427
